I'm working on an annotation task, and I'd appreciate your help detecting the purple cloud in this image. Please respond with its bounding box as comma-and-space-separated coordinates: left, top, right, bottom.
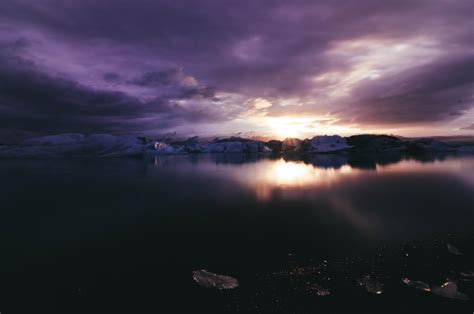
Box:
0, 0, 473, 139
460, 123, 474, 131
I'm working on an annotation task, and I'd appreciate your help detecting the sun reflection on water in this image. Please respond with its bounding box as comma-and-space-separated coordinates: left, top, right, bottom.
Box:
235, 159, 360, 201
273, 161, 315, 186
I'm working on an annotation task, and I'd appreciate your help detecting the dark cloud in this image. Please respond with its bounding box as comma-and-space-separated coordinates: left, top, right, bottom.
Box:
0, 52, 228, 141
0, 0, 473, 138
181, 86, 216, 99
102, 72, 121, 83
128, 69, 216, 99
339, 54, 474, 125
131, 69, 184, 87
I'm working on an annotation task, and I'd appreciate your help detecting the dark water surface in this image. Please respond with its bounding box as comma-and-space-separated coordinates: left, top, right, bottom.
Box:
0, 155, 473, 313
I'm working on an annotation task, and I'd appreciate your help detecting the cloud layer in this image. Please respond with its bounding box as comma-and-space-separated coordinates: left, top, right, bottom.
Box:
0, 0, 473, 140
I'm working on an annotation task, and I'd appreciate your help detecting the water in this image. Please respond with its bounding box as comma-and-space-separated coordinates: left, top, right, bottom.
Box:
0, 155, 473, 313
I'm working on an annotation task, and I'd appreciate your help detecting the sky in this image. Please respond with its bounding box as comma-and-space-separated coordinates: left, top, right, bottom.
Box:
0, 0, 473, 141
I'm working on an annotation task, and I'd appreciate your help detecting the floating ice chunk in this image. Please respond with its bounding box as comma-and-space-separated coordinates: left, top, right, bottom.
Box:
402, 278, 431, 292
192, 269, 239, 290
357, 275, 383, 294
447, 243, 463, 256
461, 270, 474, 278
431, 281, 469, 301
316, 287, 330, 296
305, 283, 330, 296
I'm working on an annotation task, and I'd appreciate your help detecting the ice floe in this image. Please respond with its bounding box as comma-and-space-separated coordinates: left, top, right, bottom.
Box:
431, 281, 469, 301
305, 283, 330, 296
357, 275, 384, 294
447, 243, 463, 256
460, 270, 474, 278
192, 269, 239, 290
402, 278, 431, 292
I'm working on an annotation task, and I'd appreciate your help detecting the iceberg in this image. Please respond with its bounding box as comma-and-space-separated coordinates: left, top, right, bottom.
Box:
20, 133, 86, 146
309, 135, 352, 153
152, 142, 176, 155
0, 133, 146, 158
206, 137, 270, 154
4, 132, 472, 158
169, 136, 205, 153
148, 141, 179, 155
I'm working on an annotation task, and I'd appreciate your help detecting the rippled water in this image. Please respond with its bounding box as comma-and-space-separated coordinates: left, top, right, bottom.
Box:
0, 155, 473, 313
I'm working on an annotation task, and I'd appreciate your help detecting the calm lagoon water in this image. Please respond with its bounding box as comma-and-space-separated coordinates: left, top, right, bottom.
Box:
0, 155, 473, 313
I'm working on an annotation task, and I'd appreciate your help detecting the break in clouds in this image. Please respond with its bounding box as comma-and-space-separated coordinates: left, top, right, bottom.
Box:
0, 0, 473, 141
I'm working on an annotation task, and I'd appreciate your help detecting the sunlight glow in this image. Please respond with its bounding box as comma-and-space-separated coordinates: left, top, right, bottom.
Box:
265, 116, 316, 138
261, 116, 361, 139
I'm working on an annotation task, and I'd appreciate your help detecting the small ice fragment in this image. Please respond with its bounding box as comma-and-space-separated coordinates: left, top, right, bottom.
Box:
460, 270, 474, 278
402, 278, 431, 292
315, 286, 330, 296
305, 283, 330, 296
447, 243, 463, 256
192, 269, 239, 290
431, 281, 469, 301
357, 275, 384, 294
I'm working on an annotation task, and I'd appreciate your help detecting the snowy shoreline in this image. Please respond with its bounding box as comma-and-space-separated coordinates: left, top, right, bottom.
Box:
0, 133, 473, 158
